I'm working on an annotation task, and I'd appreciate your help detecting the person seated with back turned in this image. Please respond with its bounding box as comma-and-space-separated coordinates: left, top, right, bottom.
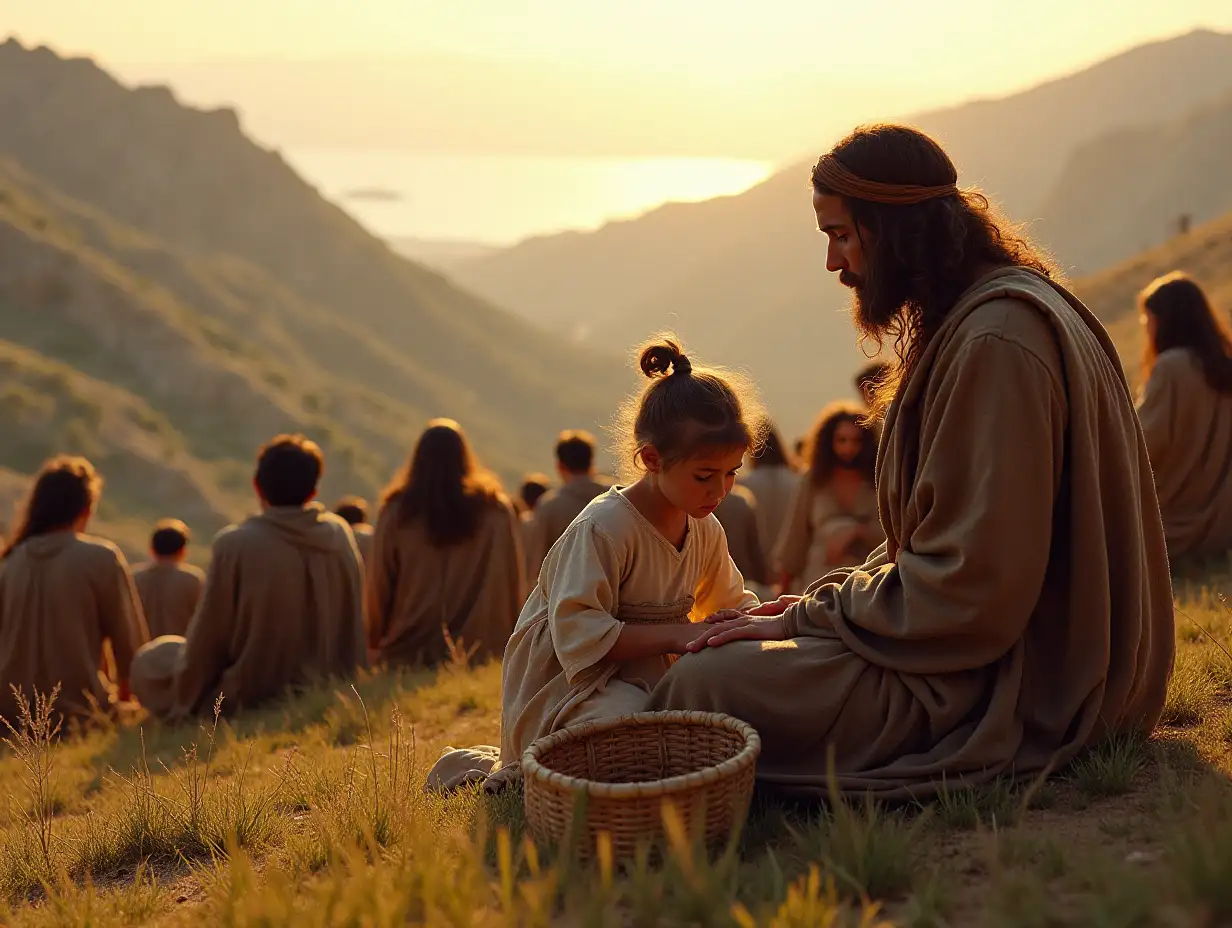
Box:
525, 429, 609, 580
133, 519, 205, 639
366, 418, 524, 668
0, 456, 148, 726
1135, 272, 1232, 560
516, 473, 551, 585
130, 435, 365, 720
334, 496, 374, 568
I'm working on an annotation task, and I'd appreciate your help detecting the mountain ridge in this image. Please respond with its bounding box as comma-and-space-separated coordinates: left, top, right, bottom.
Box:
447, 29, 1232, 435
0, 39, 630, 556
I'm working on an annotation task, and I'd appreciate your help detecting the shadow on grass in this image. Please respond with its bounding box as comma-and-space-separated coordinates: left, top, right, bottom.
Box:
96, 664, 440, 778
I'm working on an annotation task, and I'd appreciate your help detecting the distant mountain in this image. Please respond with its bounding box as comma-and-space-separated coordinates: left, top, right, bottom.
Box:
449, 29, 1232, 436
1035, 91, 1232, 277
0, 39, 627, 548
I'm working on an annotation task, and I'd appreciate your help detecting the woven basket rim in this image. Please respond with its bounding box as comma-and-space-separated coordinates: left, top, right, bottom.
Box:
522, 710, 761, 800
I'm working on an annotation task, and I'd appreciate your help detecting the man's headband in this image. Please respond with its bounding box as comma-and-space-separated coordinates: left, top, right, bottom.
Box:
813, 154, 959, 205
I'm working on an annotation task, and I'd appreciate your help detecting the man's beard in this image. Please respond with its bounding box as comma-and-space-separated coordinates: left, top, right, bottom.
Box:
844, 265, 910, 338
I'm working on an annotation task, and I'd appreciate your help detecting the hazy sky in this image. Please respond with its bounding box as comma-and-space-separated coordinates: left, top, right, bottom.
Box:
8, 0, 1232, 95
10, 2, 1232, 139
9, 1, 1232, 239
7, 0, 1231, 241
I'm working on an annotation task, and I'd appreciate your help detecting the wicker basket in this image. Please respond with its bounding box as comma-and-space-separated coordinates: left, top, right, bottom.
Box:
522, 710, 760, 860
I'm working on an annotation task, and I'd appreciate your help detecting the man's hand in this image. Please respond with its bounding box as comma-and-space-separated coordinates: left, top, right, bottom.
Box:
702, 596, 801, 624
686, 615, 788, 651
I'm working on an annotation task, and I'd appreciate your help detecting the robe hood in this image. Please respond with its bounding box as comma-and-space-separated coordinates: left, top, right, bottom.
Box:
252, 503, 350, 553
19, 531, 82, 559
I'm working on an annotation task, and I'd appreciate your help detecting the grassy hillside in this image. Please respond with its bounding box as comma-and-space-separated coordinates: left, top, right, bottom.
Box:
1073, 208, 1232, 386
2, 575, 1232, 925
1038, 91, 1232, 277
449, 30, 1232, 437
0, 39, 631, 549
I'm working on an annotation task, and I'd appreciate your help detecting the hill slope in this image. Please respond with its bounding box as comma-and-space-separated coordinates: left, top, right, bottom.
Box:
1073, 209, 1232, 382
0, 40, 629, 548
1036, 91, 1232, 277
449, 30, 1232, 435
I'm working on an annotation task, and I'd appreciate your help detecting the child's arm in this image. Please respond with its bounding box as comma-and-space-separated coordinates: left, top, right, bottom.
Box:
603, 623, 701, 662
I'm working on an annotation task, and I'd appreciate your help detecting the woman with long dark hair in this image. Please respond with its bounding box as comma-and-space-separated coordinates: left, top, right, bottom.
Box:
0, 456, 148, 725
366, 419, 524, 666
1137, 272, 1232, 557
774, 402, 882, 593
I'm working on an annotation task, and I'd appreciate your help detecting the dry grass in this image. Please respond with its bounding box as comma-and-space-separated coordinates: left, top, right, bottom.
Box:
2, 579, 1232, 925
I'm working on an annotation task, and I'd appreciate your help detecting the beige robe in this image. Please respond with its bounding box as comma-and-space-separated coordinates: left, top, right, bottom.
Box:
740, 465, 798, 574
525, 475, 609, 582
0, 532, 148, 724
775, 474, 882, 593
650, 266, 1175, 799
133, 561, 205, 638
499, 488, 758, 765
366, 495, 524, 667
1136, 348, 1232, 558
714, 485, 770, 586
130, 504, 365, 720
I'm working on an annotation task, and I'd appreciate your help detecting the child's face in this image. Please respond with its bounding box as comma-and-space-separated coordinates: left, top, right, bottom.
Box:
654, 445, 746, 519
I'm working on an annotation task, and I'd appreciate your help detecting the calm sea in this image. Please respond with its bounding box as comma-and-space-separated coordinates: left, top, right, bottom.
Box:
282, 149, 773, 247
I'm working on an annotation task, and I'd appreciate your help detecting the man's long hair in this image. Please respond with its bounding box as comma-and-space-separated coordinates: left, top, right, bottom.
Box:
1140, 272, 1232, 394
813, 125, 1056, 414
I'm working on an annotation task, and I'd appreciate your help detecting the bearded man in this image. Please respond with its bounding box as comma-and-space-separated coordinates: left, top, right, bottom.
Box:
650, 124, 1175, 798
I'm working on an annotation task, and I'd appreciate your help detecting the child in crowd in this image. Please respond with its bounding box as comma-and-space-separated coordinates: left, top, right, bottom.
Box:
133, 519, 205, 638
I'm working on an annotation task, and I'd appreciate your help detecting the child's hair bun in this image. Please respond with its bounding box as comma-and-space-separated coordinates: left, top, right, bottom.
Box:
638, 337, 691, 379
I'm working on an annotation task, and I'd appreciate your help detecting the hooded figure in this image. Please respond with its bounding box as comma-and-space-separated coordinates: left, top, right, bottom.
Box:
132, 504, 365, 720
0, 531, 148, 724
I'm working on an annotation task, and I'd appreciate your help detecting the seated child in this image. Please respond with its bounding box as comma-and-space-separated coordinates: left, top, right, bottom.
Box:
426, 335, 764, 791
132, 519, 205, 638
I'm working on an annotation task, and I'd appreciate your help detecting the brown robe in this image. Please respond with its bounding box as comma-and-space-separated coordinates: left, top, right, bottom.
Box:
525, 475, 609, 581
650, 266, 1175, 799
714, 485, 770, 586
0, 532, 148, 724
130, 504, 365, 720
1136, 347, 1232, 558
133, 561, 205, 638
366, 494, 524, 667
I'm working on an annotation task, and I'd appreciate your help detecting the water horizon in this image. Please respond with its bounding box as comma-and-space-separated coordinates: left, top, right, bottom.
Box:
282, 148, 776, 250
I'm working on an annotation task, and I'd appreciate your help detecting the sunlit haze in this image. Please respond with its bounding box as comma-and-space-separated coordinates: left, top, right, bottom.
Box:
8, 0, 1232, 243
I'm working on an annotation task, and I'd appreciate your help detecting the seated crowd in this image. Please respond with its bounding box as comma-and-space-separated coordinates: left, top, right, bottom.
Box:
0, 125, 1220, 803
0, 267, 1222, 756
